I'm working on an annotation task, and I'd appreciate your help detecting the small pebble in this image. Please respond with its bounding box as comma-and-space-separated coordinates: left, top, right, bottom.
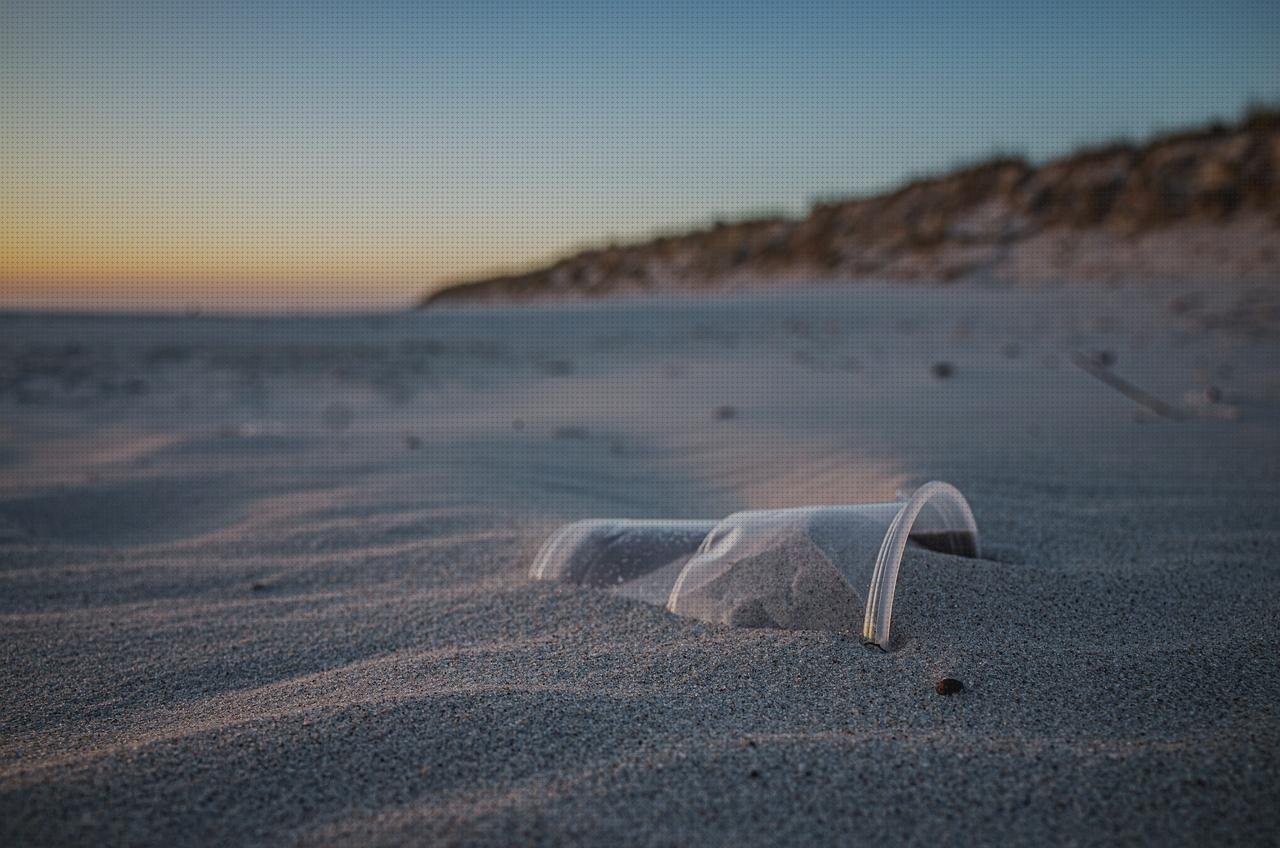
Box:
931, 362, 955, 379
251, 582, 267, 592
404, 434, 422, 450
539, 359, 574, 376
714, 405, 737, 420
935, 678, 964, 696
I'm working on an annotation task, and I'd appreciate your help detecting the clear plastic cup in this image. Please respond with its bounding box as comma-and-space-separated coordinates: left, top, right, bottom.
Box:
530, 519, 718, 604
530, 482, 978, 649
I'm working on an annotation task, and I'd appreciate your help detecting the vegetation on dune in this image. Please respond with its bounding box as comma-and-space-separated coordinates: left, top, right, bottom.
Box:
422, 109, 1280, 305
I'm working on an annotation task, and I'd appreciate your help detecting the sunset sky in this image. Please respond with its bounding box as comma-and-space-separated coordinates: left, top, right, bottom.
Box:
3, 0, 1278, 312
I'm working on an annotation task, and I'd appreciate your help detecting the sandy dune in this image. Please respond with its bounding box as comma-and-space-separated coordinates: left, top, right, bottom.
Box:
2, 281, 1279, 845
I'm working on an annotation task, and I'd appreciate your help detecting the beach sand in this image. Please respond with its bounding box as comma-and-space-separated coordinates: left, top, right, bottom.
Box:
2, 280, 1279, 845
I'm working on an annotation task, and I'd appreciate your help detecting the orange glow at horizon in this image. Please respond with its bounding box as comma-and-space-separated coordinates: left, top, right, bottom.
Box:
0, 140, 623, 311
0, 218, 586, 311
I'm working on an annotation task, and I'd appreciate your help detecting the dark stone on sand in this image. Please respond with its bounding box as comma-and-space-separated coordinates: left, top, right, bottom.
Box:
404, 434, 422, 450
931, 362, 955, 379
538, 359, 575, 376
553, 426, 589, 440
935, 678, 964, 696
714, 405, 737, 420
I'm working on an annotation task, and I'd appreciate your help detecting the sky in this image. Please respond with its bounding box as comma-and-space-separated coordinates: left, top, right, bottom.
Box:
2, 0, 1278, 312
